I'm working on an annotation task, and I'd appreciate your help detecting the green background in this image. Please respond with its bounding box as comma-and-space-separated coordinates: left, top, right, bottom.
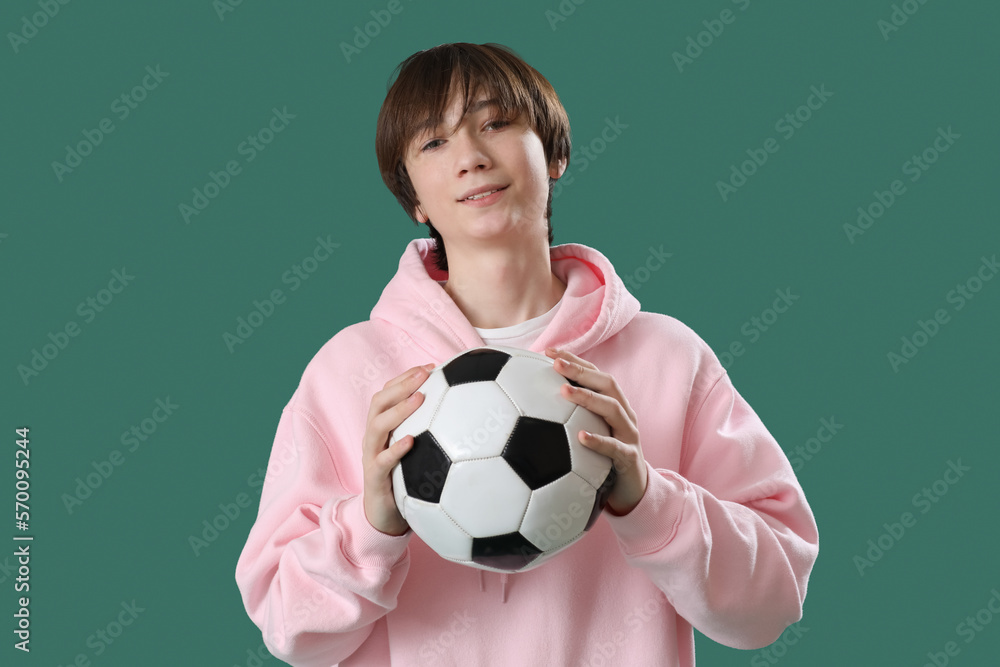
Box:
3, 0, 998, 664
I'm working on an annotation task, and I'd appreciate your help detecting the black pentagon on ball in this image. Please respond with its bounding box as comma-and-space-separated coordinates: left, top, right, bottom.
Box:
442, 348, 511, 386
400, 431, 451, 503
502, 416, 572, 490
585, 467, 617, 531
471, 532, 542, 571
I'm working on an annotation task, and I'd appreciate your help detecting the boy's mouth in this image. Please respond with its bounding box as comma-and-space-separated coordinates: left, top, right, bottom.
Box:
459, 185, 508, 201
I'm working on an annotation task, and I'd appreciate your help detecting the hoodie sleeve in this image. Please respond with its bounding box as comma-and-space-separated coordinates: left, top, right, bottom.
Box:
604, 369, 820, 650
235, 401, 412, 666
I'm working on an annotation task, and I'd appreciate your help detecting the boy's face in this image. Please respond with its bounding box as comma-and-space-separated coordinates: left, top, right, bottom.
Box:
402, 90, 566, 255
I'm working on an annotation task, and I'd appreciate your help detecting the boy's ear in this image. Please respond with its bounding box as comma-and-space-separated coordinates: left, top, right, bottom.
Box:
549, 156, 568, 180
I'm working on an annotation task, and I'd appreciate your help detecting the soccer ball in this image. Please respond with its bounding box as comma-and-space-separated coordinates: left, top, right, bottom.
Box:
390, 345, 616, 573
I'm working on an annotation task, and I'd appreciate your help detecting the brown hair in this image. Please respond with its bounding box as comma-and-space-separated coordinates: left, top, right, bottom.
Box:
375, 43, 572, 272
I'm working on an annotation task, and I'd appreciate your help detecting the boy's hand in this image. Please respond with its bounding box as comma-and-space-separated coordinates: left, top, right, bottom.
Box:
545, 347, 648, 516
362, 363, 435, 536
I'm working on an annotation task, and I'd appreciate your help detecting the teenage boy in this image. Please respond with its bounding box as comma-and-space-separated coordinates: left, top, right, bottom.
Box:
236, 42, 819, 666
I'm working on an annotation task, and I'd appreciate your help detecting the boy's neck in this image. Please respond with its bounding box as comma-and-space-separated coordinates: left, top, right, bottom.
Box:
441, 238, 566, 329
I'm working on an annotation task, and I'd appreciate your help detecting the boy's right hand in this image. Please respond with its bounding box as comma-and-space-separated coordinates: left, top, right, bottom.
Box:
361, 363, 434, 536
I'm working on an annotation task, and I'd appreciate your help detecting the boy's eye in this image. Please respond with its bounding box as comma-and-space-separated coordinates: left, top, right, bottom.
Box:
419, 118, 511, 152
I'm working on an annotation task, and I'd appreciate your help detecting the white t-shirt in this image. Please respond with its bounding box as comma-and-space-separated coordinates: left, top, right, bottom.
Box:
437, 280, 563, 349
474, 299, 562, 349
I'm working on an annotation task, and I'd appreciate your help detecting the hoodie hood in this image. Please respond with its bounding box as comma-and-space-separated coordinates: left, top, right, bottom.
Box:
370, 238, 642, 361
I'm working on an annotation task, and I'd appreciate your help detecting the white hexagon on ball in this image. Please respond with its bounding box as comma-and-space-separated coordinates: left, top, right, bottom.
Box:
431, 382, 519, 462
495, 355, 576, 424
392, 370, 449, 443
440, 458, 530, 538
520, 472, 597, 552
402, 497, 472, 561
564, 404, 613, 489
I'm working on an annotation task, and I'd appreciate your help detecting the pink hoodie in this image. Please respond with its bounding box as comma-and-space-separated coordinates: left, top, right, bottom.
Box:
235, 238, 819, 666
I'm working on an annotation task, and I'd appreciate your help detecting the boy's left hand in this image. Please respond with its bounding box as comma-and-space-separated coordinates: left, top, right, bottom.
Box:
545, 347, 648, 515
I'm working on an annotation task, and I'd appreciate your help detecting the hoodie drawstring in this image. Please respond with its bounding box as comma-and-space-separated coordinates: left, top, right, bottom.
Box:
477, 570, 511, 603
